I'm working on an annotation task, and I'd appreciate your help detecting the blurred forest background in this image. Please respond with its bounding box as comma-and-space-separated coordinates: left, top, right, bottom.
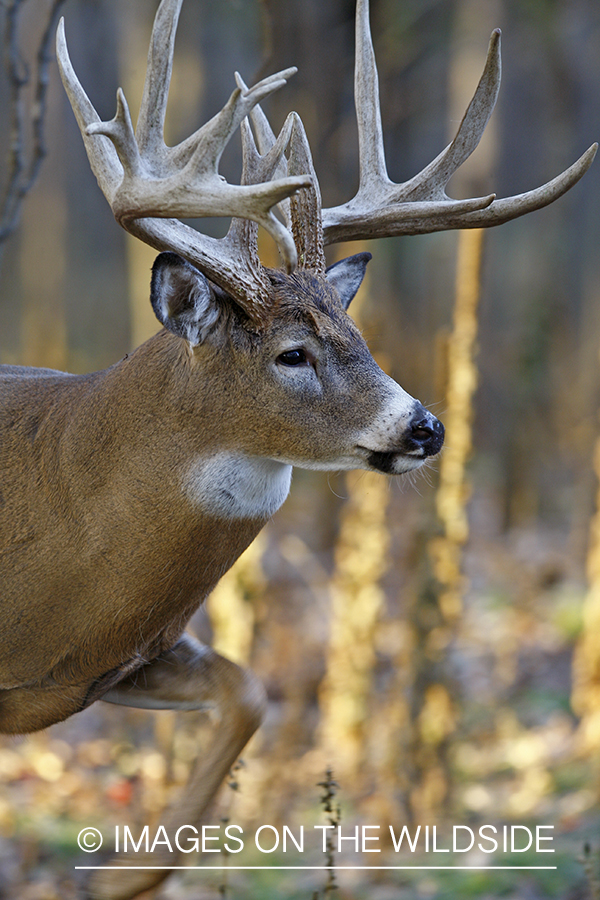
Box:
1, 0, 600, 897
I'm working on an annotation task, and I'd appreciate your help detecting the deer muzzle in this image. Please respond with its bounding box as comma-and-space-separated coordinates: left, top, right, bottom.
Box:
358, 402, 444, 475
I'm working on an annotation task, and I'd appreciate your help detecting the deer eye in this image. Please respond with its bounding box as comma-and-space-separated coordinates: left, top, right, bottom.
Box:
277, 348, 309, 367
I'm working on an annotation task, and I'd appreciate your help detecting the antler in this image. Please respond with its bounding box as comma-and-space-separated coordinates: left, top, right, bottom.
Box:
56, 0, 311, 319
321, 0, 597, 244
57, 0, 597, 313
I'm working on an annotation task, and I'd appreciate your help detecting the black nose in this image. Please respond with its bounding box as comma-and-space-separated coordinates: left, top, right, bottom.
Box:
409, 407, 444, 457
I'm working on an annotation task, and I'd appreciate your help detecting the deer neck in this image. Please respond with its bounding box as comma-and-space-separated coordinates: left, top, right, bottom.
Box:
111, 331, 293, 521
65, 330, 290, 560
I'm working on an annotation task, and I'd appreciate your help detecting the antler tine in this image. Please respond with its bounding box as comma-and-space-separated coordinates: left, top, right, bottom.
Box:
235, 72, 289, 162
135, 0, 182, 157
353, 0, 389, 193
225, 113, 297, 278
234, 71, 292, 230
322, 0, 597, 244
440, 143, 599, 230
56, 19, 122, 202
287, 114, 326, 273
398, 29, 501, 203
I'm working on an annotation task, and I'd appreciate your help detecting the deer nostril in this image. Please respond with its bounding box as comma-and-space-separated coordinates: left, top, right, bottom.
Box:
409, 411, 444, 455
414, 428, 430, 442
410, 419, 439, 441
412, 421, 434, 441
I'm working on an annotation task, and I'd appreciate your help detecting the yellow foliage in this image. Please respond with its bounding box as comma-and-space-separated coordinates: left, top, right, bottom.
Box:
318, 469, 390, 778
573, 436, 600, 760
207, 532, 266, 665
436, 230, 484, 542
418, 684, 457, 746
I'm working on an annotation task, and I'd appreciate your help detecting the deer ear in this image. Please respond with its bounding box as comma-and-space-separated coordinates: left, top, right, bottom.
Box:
150, 252, 222, 346
325, 252, 372, 310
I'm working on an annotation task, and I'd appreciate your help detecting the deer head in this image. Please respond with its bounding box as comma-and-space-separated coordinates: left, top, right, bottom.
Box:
55, 0, 596, 488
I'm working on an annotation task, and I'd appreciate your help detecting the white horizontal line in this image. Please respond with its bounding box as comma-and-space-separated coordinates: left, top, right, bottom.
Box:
75, 865, 558, 871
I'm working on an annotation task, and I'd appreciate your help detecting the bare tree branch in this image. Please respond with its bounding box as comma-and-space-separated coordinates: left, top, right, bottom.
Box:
0, 0, 68, 254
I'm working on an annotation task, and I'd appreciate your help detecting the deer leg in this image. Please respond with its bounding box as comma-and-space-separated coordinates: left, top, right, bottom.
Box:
85, 633, 266, 900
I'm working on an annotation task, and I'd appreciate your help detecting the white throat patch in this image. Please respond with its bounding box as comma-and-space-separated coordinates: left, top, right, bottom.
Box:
183, 453, 292, 520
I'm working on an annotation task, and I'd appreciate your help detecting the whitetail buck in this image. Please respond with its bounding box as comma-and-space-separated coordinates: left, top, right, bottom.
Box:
0, 0, 596, 897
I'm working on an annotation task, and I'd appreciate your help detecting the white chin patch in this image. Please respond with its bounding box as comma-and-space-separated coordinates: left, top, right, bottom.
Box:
390, 455, 425, 475
183, 453, 292, 520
